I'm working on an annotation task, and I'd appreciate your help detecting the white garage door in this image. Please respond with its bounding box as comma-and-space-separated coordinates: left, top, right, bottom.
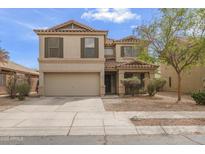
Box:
44, 73, 100, 96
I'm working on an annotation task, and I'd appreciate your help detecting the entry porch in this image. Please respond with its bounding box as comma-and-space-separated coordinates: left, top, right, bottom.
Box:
104, 70, 154, 96
104, 58, 158, 96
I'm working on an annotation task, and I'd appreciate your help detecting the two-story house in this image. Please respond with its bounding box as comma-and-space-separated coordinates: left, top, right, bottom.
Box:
34, 20, 158, 96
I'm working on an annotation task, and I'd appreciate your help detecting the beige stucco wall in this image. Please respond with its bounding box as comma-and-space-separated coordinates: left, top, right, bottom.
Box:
160, 64, 205, 93
39, 61, 104, 72
30, 76, 38, 92
115, 44, 122, 60
38, 34, 105, 96
39, 35, 105, 59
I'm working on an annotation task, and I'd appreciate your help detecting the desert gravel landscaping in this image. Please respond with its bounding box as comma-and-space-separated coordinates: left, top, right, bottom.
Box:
103, 92, 205, 111
131, 118, 205, 126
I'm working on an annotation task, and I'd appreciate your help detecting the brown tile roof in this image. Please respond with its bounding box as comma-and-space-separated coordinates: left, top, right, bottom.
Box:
105, 35, 149, 46
105, 38, 115, 47
105, 57, 158, 70
34, 20, 108, 33
0, 61, 39, 76
115, 35, 141, 43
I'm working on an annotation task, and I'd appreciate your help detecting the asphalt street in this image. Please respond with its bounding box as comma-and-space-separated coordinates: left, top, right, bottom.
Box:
0, 135, 205, 145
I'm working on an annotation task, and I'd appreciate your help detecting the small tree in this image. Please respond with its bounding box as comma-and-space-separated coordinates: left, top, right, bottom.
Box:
137, 8, 205, 102
137, 50, 157, 64
16, 82, 30, 101
154, 78, 166, 92
121, 76, 141, 96
147, 78, 167, 96
0, 47, 9, 63
147, 80, 157, 96
6, 73, 17, 99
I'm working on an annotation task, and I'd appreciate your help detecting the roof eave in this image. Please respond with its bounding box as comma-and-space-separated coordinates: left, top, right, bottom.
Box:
33, 29, 108, 35
0, 67, 39, 76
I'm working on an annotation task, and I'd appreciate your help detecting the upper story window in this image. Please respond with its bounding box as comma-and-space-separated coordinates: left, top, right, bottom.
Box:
45, 37, 63, 58
81, 37, 99, 58
121, 46, 138, 57
105, 48, 114, 57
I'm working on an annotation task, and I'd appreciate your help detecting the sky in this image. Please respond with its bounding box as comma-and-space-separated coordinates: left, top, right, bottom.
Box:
0, 8, 160, 69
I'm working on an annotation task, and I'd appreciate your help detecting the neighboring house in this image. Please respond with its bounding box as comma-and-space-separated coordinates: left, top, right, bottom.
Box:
0, 61, 39, 95
160, 64, 205, 93
34, 20, 158, 96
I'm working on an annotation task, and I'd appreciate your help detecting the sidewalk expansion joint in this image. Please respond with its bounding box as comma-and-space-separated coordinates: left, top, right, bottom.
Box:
12, 119, 27, 127
67, 112, 78, 136
102, 119, 107, 145
160, 125, 168, 135
181, 134, 204, 145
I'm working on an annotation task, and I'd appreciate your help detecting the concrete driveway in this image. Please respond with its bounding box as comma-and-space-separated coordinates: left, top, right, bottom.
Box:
0, 97, 111, 136
0, 97, 135, 136
1, 97, 205, 137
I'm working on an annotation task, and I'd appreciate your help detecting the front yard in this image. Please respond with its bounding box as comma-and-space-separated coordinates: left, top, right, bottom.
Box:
103, 92, 205, 111
0, 93, 205, 136
1, 91, 205, 112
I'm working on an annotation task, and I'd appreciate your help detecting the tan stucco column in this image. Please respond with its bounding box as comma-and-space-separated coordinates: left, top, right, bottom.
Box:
144, 72, 150, 89
118, 70, 125, 96
39, 72, 44, 96
100, 71, 105, 96
144, 71, 155, 90
149, 70, 155, 79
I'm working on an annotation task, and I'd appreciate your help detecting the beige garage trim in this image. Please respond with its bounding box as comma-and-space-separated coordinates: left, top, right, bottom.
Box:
44, 72, 100, 96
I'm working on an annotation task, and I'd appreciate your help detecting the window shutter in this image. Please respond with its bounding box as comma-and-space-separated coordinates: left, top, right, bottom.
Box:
121, 46, 124, 57
45, 37, 49, 58
59, 37, 63, 58
81, 38, 85, 58
95, 38, 99, 58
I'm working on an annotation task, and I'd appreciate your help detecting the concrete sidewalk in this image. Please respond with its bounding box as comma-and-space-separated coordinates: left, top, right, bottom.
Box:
1, 111, 205, 136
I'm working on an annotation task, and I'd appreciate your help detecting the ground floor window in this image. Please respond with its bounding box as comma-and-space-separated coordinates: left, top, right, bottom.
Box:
0, 73, 6, 86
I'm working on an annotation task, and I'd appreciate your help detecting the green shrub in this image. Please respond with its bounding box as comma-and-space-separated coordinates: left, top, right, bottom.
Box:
121, 77, 141, 96
6, 74, 17, 99
147, 81, 157, 96
138, 88, 147, 94
191, 91, 205, 105
154, 78, 166, 92
16, 82, 31, 101
146, 78, 166, 96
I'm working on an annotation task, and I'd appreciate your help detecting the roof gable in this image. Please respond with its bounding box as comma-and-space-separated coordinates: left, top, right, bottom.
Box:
34, 20, 108, 34
48, 20, 96, 32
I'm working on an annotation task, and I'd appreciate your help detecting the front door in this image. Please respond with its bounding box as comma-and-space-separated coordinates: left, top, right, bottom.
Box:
105, 74, 111, 93
105, 72, 116, 94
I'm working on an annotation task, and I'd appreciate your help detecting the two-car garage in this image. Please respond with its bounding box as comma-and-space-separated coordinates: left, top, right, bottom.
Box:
44, 72, 100, 96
